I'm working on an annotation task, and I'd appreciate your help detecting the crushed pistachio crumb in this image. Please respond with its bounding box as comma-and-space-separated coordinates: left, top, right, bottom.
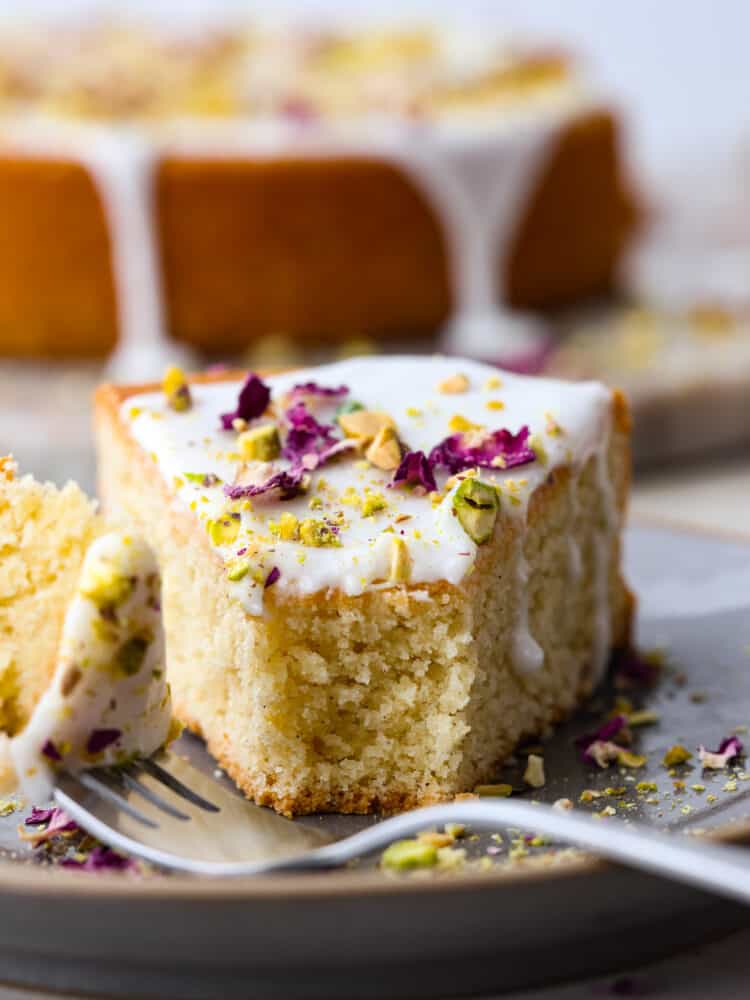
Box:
238, 424, 281, 462
299, 519, 341, 548
207, 516, 241, 546
381, 839, 437, 870
162, 365, 192, 412
475, 783, 513, 797
663, 745, 692, 767
449, 414, 483, 434
437, 373, 470, 394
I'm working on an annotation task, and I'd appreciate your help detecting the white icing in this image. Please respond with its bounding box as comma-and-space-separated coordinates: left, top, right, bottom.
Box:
567, 475, 583, 582
9, 532, 172, 804
121, 355, 616, 681
0, 116, 196, 380
512, 537, 545, 675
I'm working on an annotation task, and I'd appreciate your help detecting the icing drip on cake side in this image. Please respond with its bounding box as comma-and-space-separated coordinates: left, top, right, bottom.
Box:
0, 75, 587, 376
0, 118, 195, 379
511, 535, 545, 674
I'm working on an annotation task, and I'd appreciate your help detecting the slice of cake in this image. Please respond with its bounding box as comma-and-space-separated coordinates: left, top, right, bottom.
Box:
0, 459, 172, 801
0, 456, 100, 735
95, 356, 632, 815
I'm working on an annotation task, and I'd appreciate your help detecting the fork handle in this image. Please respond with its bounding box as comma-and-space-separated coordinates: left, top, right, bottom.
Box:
271, 799, 750, 905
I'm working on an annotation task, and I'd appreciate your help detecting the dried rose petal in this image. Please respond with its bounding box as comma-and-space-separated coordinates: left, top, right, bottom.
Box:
220, 374, 271, 430
698, 735, 744, 769
577, 715, 629, 764
429, 425, 535, 475
390, 450, 437, 494
86, 728, 122, 755
282, 402, 337, 463
61, 845, 136, 872
41, 739, 62, 762
288, 381, 348, 401
224, 468, 309, 502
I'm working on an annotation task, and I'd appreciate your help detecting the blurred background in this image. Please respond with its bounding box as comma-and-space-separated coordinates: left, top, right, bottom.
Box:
1, 0, 750, 527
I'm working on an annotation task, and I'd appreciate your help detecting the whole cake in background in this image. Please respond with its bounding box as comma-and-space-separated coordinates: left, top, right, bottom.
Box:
0, 20, 636, 373
95, 356, 632, 816
547, 303, 750, 464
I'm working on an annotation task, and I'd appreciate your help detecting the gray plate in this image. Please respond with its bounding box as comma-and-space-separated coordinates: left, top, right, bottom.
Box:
2, 522, 750, 1000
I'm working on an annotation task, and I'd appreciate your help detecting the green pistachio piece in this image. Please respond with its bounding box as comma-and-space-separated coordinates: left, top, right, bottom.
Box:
452, 478, 499, 545
238, 424, 281, 462
227, 558, 252, 582
381, 839, 438, 870
79, 564, 134, 609
298, 519, 341, 547
115, 636, 150, 676
207, 515, 241, 546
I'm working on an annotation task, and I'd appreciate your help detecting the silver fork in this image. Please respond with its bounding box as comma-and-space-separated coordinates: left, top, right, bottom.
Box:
54, 750, 750, 904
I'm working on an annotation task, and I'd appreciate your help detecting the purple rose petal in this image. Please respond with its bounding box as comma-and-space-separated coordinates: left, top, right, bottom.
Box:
429, 425, 535, 475
220, 374, 271, 430
86, 728, 122, 755
390, 450, 437, 494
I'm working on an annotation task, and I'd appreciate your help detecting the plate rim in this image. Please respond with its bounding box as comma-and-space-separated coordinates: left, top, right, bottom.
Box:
2, 516, 748, 902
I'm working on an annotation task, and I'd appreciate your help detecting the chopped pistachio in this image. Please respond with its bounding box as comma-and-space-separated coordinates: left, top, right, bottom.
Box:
381, 839, 438, 870
636, 781, 658, 793
365, 425, 402, 471
338, 409, 395, 443
162, 365, 192, 412
417, 831, 455, 848
166, 716, 184, 747
524, 754, 545, 789
238, 424, 281, 462
79, 563, 133, 609
299, 519, 341, 547
663, 744, 692, 767
452, 478, 499, 544
436, 373, 470, 394
115, 636, 149, 677
207, 516, 241, 546
362, 493, 387, 517
448, 414, 483, 434
485, 400, 505, 411
308, 496, 324, 511
617, 749, 647, 768
269, 512, 300, 542
227, 558, 252, 582
475, 783, 513, 797
389, 537, 411, 582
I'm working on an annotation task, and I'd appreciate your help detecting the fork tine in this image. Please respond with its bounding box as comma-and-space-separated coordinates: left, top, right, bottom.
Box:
138, 757, 220, 812
74, 771, 159, 828
115, 766, 191, 821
